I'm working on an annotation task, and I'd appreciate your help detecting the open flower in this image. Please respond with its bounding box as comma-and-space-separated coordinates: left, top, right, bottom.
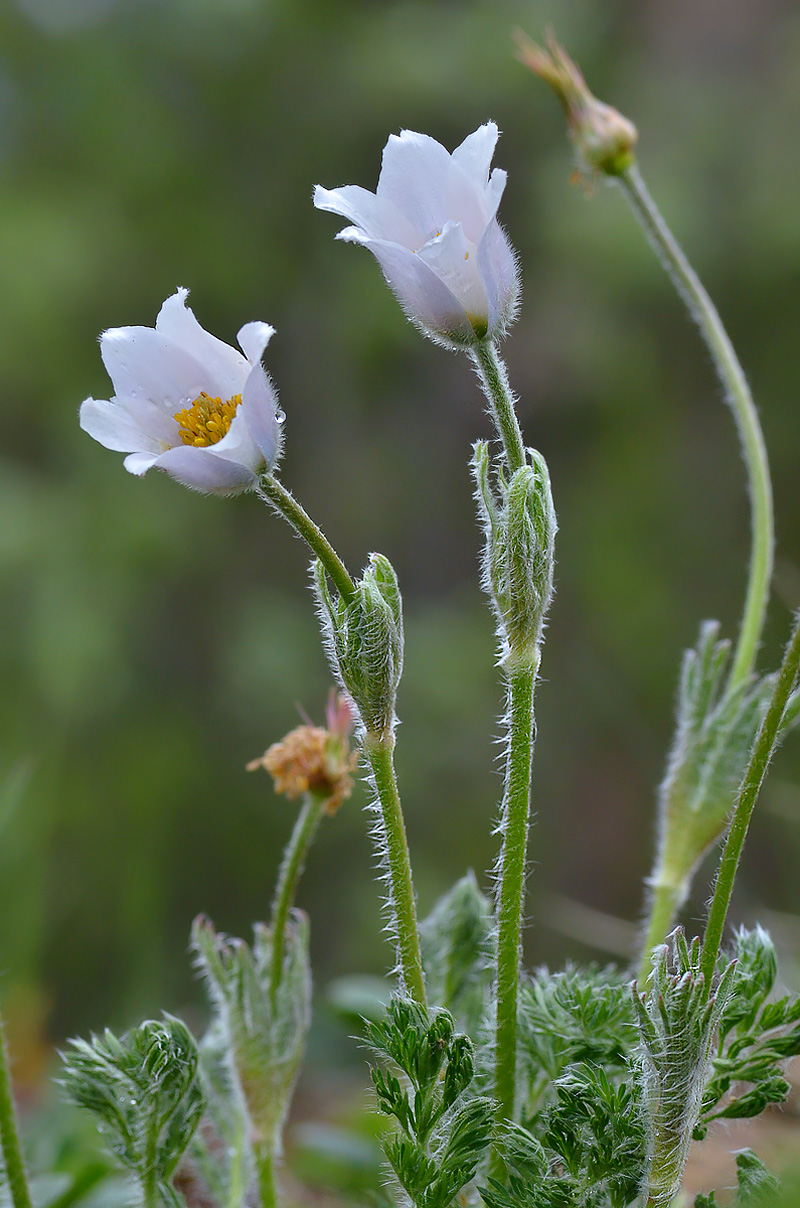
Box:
314, 122, 519, 348
80, 288, 282, 495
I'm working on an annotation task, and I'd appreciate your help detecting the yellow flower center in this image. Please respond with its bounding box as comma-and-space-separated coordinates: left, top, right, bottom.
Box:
174, 392, 242, 447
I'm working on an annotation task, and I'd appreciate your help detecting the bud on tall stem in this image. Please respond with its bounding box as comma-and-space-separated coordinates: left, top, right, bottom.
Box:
314, 555, 426, 1005
473, 433, 557, 1134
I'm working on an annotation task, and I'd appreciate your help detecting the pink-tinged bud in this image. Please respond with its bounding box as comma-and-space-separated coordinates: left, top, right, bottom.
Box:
515, 31, 638, 179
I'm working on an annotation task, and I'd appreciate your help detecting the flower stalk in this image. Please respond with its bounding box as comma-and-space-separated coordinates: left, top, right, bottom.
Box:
616, 164, 774, 693
470, 340, 526, 475
269, 792, 326, 1006
260, 481, 424, 1006
0, 1014, 32, 1208
363, 735, 427, 1006
257, 474, 355, 604
700, 611, 800, 988
493, 662, 537, 1123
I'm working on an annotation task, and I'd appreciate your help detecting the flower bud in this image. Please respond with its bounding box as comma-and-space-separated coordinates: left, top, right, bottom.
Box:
473, 442, 556, 669
314, 553, 404, 740
516, 31, 638, 179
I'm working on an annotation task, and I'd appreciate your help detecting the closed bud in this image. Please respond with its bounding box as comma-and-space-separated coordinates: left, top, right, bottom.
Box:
473, 442, 556, 670
314, 553, 404, 740
516, 31, 638, 179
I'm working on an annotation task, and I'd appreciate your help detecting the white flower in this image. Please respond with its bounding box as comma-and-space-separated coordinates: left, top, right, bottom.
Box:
314, 122, 519, 348
80, 289, 282, 495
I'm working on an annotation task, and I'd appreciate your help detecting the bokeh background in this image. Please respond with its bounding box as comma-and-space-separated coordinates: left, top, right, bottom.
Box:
1, 0, 800, 1130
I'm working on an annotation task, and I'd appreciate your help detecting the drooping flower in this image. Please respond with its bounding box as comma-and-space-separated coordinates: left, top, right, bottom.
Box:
80, 288, 282, 495
314, 122, 519, 348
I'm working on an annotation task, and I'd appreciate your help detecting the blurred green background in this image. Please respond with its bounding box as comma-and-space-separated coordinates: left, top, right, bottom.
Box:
1, 0, 799, 1092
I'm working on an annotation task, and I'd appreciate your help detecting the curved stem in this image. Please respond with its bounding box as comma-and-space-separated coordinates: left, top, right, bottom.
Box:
257, 475, 356, 604
363, 736, 426, 1006
470, 341, 526, 475
700, 611, 800, 987
637, 879, 684, 985
493, 663, 537, 1125
269, 793, 326, 1006
0, 1015, 32, 1208
617, 165, 774, 691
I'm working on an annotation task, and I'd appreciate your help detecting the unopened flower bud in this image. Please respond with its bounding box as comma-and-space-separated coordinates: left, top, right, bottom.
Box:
314, 553, 404, 740
473, 442, 556, 669
247, 692, 358, 815
515, 31, 638, 178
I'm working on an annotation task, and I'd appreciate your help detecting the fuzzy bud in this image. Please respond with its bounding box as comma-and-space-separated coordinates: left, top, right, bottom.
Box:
473, 442, 556, 670
516, 30, 638, 178
314, 553, 404, 740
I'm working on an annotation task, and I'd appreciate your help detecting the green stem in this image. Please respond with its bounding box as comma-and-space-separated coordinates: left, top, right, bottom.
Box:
493, 663, 537, 1125
617, 164, 774, 692
363, 736, 426, 1006
470, 341, 527, 474
253, 1141, 278, 1208
700, 611, 800, 987
257, 474, 356, 605
269, 792, 326, 1006
637, 879, 685, 985
0, 1015, 32, 1208
257, 475, 424, 1009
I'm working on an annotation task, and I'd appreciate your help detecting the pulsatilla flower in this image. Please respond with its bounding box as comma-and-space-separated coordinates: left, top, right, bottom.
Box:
80, 289, 282, 495
248, 693, 358, 816
314, 122, 519, 348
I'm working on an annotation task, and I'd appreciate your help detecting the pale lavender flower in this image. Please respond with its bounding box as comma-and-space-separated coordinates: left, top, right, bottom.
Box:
80, 289, 282, 495
314, 122, 519, 348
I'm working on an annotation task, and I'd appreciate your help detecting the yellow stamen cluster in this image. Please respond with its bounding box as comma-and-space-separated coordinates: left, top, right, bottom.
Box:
247, 725, 358, 816
174, 392, 242, 447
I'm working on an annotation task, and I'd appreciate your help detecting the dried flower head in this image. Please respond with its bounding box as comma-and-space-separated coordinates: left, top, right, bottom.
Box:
248, 693, 358, 815
515, 30, 638, 179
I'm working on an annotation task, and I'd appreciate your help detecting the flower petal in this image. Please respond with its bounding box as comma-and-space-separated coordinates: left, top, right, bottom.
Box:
239, 362, 281, 467
155, 288, 250, 397
101, 326, 215, 412
376, 130, 454, 236
416, 221, 488, 329
478, 219, 520, 336
451, 122, 499, 185
152, 446, 257, 495
354, 233, 476, 345
79, 397, 162, 454
485, 168, 507, 221
313, 184, 422, 249
123, 452, 160, 476
237, 321, 275, 366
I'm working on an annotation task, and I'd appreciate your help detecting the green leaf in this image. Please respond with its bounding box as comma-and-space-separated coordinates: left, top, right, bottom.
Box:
61, 1016, 204, 1205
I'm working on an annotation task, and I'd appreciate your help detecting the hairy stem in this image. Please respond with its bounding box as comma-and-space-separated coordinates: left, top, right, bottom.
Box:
619, 164, 775, 964
257, 475, 424, 1008
471, 341, 526, 474
257, 475, 356, 605
617, 165, 774, 691
0, 1015, 32, 1208
270, 792, 326, 1007
493, 663, 537, 1125
700, 611, 800, 987
363, 736, 427, 1006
